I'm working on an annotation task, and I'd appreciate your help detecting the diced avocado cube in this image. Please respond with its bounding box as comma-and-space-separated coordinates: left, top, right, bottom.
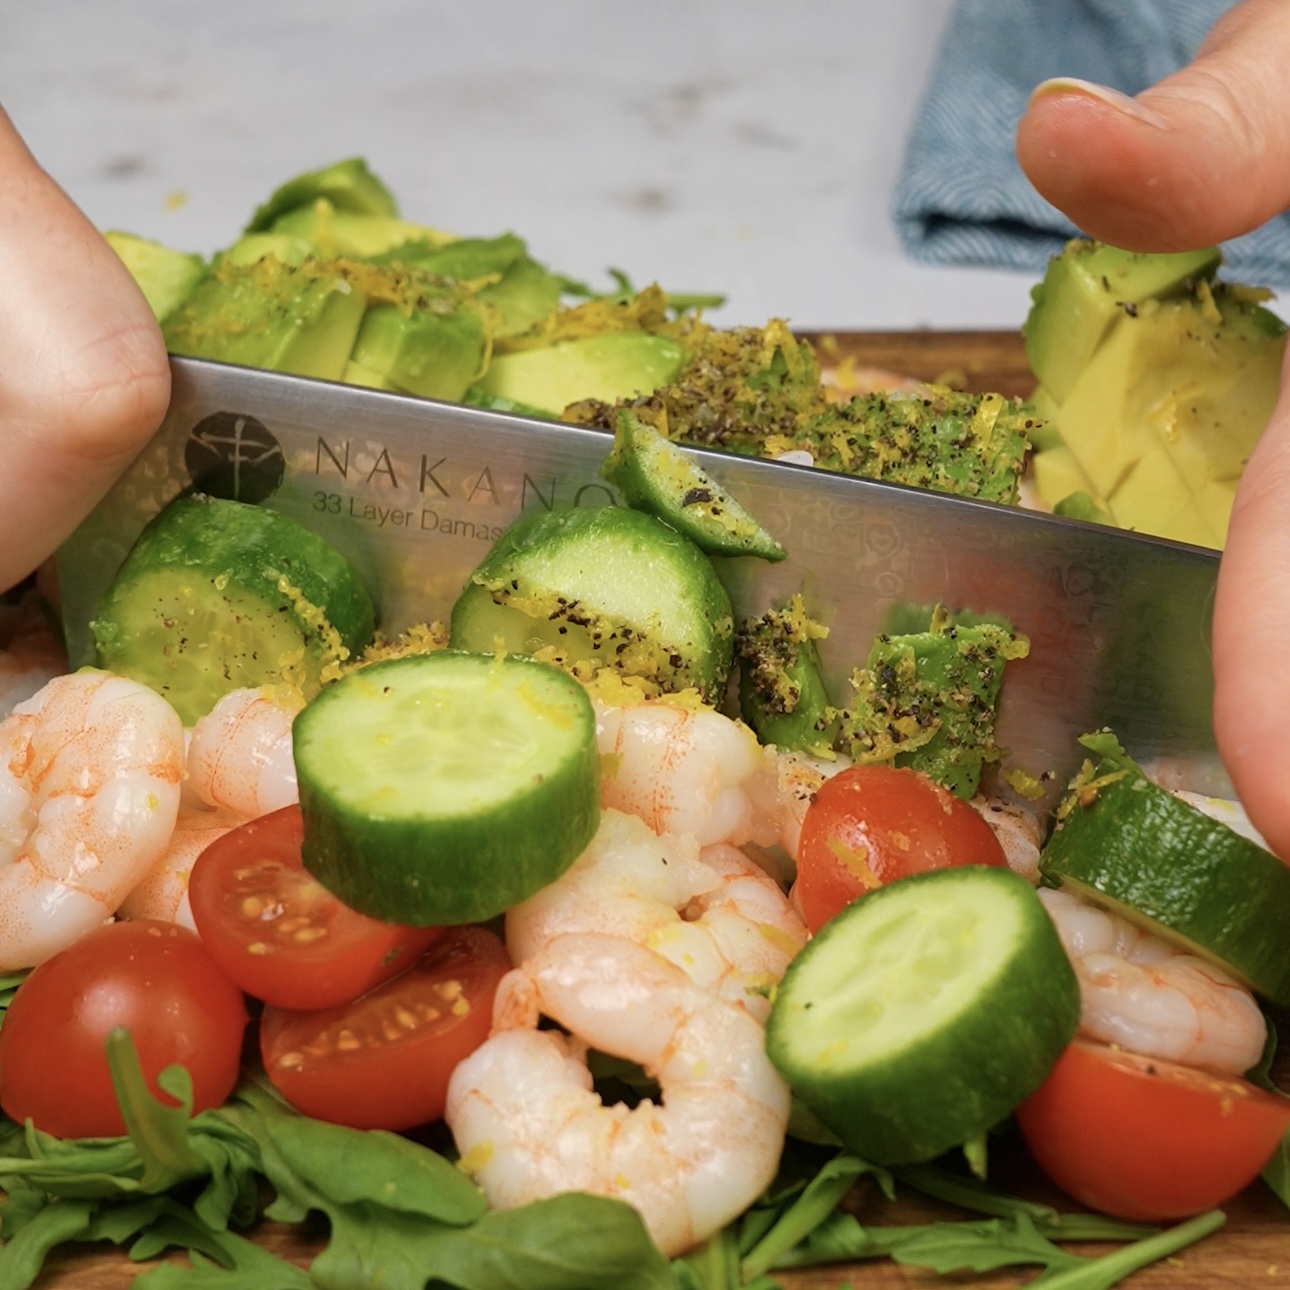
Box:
245, 157, 399, 232
1031, 442, 1103, 515
267, 204, 455, 260
222, 232, 314, 268
349, 300, 489, 402
1024, 241, 1221, 401
163, 257, 368, 383
473, 333, 686, 417
105, 231, 206, 324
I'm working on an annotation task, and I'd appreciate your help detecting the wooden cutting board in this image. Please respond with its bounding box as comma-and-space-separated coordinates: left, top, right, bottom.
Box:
24, 330, 1290, 1288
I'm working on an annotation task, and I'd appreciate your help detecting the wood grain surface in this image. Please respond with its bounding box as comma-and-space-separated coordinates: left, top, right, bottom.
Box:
24, 330, 1290, 1289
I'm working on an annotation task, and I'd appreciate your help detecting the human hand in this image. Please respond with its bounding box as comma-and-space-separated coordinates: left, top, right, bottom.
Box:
1014, 0, 1290, 859
0, 107, 170, 594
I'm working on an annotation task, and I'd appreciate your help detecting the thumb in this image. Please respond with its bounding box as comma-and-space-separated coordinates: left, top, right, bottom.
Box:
1015, 0, 1290, 251
0, 107, 171, 592
1212, 343, 1290, 860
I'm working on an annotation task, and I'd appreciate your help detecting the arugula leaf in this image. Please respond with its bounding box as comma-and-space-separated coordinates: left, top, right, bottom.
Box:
1263, 1130, 1290, 1211
891, 1213, 1083, 1275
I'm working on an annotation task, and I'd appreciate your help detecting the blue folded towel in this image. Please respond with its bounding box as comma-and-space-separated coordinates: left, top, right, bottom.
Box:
892, 0, 1290, 289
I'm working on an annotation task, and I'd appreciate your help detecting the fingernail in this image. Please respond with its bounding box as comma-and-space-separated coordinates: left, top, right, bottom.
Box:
1029, 76, 1172, 129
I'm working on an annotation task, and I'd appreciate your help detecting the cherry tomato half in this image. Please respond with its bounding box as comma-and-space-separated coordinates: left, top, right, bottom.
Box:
260, 924, 511, 1131
189, 805, 442, 1011
1016, 1038, 1290, 1221
794, 765, 1007, 933
0, 920, 248, 1138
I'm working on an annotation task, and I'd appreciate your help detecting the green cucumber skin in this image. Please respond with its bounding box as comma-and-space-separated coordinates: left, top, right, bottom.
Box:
456, 505, 735, 701
602, 413, 787, 562
766, 867, 1079, 1165
93, 494, 376, 722
1041, 767, 1290, 1007
295, 653, 601, 926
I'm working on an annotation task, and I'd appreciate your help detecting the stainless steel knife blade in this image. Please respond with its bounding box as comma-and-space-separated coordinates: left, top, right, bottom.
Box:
56, 356, 1228, 799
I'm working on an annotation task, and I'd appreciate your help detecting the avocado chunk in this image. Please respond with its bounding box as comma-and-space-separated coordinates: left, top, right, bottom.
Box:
381, 233, 564, 338
349, 298, 489, 402
1038, 282, 1285, 547
266, 202, 455, 260
105, 231, 206, 324
836, 609, 1030, 800
245, 157, 399, 232
162, 256, 368, 383
1024, 241, 1222, 402
222, 232, 314, 269
736, 597, 838, 756
472, 332, 686, 417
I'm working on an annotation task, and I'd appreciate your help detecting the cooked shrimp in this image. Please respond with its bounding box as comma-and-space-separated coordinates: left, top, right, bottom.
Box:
1038, 887, 1267, 1075
594, 697, 771, 848
971, 795, 1043, 883
506, 809, 806, 1020
0, 596, 68, 721
0, 671, 184, 968
445, 932, 790, 1256
119, 801, 247, 930
186, 687, 301, 817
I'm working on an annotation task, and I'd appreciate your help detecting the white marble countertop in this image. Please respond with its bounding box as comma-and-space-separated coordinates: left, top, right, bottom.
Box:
3, 0, 1039, 332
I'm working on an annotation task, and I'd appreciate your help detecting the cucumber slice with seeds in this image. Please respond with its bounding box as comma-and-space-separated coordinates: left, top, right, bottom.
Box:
449, 505, 735, 701
1041, 732, 1290, 1007
92, 494, 375, 724
766, 866, 1079, 1165
294, 651, 600, 926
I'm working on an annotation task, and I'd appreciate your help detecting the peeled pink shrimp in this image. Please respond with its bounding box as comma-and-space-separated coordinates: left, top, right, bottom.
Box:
186, 687, 301, 817
119, 801, 247, 930
445, 932, 789, 1257
506, 809, 806, 1020
1039, 886, 1267, 1075
0, 671, 184, 968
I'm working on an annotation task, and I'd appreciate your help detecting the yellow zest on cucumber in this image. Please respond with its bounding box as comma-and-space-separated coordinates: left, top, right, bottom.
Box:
92, 493, 376, 723
294, 651, 600, 926
766, 866, 1079, 1165
1041, 731, 1290, 1007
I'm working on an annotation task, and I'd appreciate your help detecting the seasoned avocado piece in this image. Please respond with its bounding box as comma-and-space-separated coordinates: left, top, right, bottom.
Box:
245, 157, 399, 232
1024, 240, 1222, 402
1040, 283, 1285, 547
601, 409, 786, 561
836, 608, 1030, 799
105, 231, 205, 323
793, 389, 1034, 505
348, 299, 489, 402
472, 333, 686, 417
222, 232, 314, 268
163, 256, 368, 382
266, 203, 455, 260
736, 597, 837, 756
382, 233, 563, 338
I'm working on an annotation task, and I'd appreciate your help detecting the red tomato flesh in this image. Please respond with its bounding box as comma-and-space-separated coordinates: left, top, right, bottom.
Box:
794, 765, 1007, 933
189, 805, 442, 1011
260, 924, 511, 1131
0, 920, 248, 1138
1016, 1038, 1290, 1221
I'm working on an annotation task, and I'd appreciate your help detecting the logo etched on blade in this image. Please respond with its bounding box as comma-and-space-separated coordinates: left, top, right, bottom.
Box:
185, 411, 285, 503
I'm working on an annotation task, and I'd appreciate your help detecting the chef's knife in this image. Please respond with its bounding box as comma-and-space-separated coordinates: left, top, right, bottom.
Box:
57, 357, 1228, 800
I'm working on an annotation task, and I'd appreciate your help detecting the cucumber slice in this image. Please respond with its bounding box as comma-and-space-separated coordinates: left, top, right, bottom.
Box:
601, 410, 786, 561
449, 506, 735, 702
1040, 732, 1290, 1006
766, 866, 1079, 1165
92, 494, 375, 724
294, 651, 600, 925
